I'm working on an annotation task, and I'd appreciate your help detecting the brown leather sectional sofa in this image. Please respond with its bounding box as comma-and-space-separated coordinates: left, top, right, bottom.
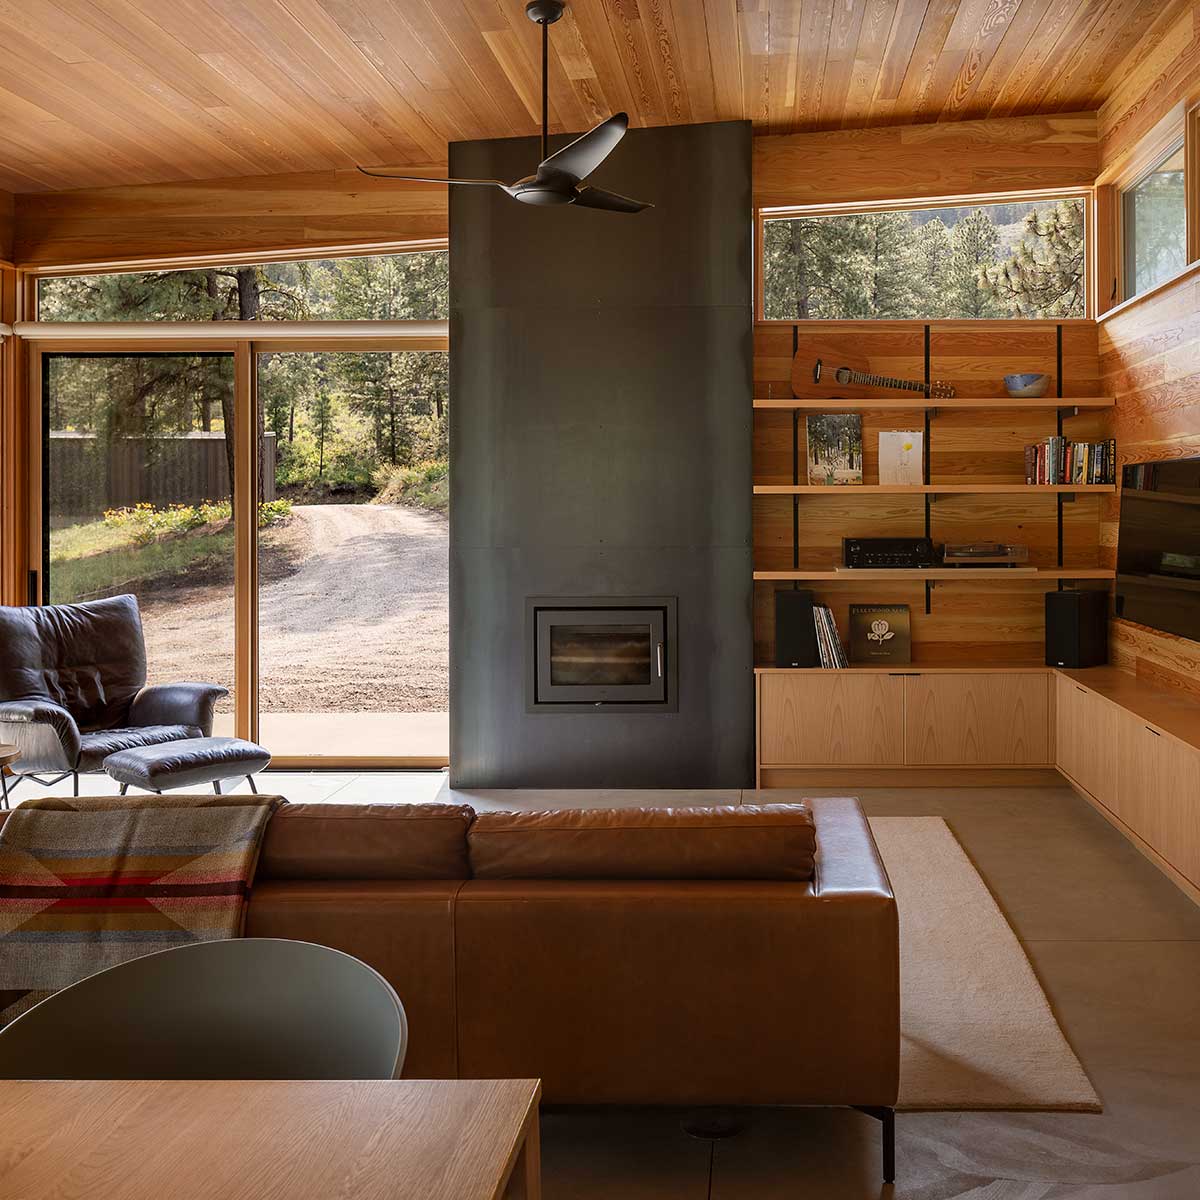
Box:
246, 795, 900, 1111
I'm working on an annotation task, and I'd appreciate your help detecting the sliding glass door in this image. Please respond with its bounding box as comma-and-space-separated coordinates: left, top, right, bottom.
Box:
254, 349, 448, 761
42, 352, 237, 731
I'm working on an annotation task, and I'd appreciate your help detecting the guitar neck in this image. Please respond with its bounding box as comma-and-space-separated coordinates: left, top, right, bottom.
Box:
846, 369, 926, 394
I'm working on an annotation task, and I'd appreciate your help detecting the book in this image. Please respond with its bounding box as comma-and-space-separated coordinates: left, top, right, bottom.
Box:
806, 413, 863, 486
849, 604, 911, 665
1022, 437, 1117, 485
878, 431, 924, 486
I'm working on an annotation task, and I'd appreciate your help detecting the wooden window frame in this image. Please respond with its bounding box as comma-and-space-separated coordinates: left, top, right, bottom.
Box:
1096, 101, 1197, 318
19, 321, 449, 770
755, 187, 1096, 324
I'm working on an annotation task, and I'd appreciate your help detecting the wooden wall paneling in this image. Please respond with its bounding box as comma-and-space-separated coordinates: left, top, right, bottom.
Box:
752, 112, 1100, 209
928, 322, 1058, 398
13, 169, 451, 269
0, 192, 12, 263
752, 318, 1106, 666
1096, 0, 1200, 175
1100, 266, 1200, 697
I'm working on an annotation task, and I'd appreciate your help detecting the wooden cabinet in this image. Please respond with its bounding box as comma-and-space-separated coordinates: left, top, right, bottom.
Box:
904, 673, 1050, 766
759, 673, 904, 766
1117, 718, 1200, 889
1055, 674, 1118, 812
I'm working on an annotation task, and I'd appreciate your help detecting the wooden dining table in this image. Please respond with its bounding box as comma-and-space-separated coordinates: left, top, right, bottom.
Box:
0, 1077, 541, 1200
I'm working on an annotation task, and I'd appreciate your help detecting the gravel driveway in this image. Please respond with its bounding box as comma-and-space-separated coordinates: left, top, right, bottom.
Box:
140, 503, 448, 713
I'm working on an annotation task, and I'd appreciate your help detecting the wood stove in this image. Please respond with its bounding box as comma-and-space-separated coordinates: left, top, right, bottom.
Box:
526, 597, 677, 711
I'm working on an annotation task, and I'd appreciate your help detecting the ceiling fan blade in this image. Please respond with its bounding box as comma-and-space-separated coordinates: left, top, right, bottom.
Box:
572, 185, 652, 214
356, 167, 511, 189
537, 112, 629, 183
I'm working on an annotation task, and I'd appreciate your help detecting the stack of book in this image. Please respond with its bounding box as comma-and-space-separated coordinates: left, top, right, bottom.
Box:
1024, 437, 1116, 485
814, 605, 848, 669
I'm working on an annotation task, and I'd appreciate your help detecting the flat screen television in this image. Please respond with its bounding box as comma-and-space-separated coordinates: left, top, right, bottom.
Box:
1116, 457, 1200, 642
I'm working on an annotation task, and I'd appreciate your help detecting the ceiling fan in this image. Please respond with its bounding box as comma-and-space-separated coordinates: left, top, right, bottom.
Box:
357, 0, 651, 213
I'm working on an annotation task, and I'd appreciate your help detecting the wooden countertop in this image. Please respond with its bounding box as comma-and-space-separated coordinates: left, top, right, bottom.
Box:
1058, 667, 1200, 754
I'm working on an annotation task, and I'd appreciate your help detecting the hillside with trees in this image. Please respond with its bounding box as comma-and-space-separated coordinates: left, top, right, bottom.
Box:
763, 199, 1084, 320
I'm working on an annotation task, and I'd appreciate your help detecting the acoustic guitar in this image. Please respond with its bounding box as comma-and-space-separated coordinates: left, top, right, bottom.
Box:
789, 341, 955, 400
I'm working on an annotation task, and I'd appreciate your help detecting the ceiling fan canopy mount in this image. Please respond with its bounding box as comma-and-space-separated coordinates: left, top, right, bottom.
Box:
357, 0, 650, 214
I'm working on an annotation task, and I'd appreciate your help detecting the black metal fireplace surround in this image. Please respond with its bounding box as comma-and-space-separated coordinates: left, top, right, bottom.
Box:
449, 119, 753, 787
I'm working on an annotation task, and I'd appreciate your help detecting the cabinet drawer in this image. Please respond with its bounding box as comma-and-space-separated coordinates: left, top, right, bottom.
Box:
759, 674, 904, 766
1117, 718, 1200, 888
1055, 676, 1119, 811
905, 674, 1050, 765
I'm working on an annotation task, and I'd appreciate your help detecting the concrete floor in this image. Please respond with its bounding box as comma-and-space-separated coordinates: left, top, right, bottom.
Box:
19, 773, 1200, 1197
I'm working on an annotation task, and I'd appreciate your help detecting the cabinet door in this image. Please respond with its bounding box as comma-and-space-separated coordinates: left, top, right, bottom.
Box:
1055, 676, 1119, 812
905, 673, 1050, 765
759, 674, 904, 766
1117, 718, 1200, 888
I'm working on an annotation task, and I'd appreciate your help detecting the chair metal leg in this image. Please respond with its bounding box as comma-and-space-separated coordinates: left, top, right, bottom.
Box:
72, 772, 79, 797
852, 1106, 895, 1184
119, 783, 129, 796
0, 770, 9, 810
212, 780, 222, 795
245, 775, 258, 794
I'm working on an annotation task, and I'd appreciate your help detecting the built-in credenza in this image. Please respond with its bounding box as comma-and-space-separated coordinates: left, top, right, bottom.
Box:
756, 664, 1200, 903
1055, 668, 1200, 904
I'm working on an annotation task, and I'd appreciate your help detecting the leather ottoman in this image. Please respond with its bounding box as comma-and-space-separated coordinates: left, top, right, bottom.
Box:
103, 736, 271, 794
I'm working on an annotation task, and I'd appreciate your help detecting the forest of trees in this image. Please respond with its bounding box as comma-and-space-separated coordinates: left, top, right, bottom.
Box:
41, 251, 449, 507
762, 198, 1085, 320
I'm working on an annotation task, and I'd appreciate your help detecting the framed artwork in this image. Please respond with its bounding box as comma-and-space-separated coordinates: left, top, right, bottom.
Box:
878, 431, 924, 486
806, 414, 863, 485
849, 604, 911, 664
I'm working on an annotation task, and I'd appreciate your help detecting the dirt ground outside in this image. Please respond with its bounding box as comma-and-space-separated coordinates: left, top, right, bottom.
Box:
139, 503, 448, 714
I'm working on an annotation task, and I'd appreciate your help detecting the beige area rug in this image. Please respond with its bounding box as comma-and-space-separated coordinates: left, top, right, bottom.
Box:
869, 816, 1102, 1113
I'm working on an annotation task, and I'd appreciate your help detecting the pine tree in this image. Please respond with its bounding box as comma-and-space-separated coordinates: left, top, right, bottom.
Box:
915, 217, 951, 318
945, 208, 1005, 318
981, 199, 1086, 318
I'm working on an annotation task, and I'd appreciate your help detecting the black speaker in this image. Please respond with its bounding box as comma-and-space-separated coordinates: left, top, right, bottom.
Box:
775, 589, 819, 668
1045, 589, 1108, 668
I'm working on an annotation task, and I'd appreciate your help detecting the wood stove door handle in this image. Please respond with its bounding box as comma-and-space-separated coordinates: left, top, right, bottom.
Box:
656, 642, 664, 678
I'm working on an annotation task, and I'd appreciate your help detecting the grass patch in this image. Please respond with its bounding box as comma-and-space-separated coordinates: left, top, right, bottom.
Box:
373, 460, 448, 513
49, 501, 292, 604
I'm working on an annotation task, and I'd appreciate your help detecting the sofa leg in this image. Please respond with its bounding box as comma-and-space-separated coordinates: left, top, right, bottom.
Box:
72, 772, 79, 798
212, 780, 222, 795
851, 1106, 895, 1184
245, 774, 258, 794
119, 783, 129, 796
0, 770, 9, 810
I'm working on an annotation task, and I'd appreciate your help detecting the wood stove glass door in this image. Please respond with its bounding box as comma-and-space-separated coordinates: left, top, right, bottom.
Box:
534, 607, 667, 704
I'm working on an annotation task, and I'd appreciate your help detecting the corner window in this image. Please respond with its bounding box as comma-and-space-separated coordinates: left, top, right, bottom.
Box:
1121, 141, 1186, 300
760, 195, 1086, 320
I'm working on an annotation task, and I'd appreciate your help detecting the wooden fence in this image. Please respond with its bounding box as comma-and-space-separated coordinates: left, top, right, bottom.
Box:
49, 431, 277, 520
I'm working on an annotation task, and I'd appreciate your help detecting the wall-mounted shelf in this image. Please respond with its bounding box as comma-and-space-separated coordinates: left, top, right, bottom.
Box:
754, 663, 1051, 674
753, 396, 1114, 411
753, 568, 1115, 581
753, 483, 1116, 495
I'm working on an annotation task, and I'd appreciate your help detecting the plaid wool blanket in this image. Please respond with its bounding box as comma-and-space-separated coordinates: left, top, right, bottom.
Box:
0, 792, 285, 1025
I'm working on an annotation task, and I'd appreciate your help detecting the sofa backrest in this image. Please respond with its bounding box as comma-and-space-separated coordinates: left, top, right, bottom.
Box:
0, 595, 146, 730
467, 804, 817, 880
258, 803, 474, 880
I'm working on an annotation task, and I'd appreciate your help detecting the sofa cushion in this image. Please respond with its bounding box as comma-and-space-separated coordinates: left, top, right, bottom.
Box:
467, 804, 816, 880
259, 803, 474, 881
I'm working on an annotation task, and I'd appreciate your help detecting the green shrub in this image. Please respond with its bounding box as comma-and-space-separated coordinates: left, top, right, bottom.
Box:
372, 460, 448, 512
102, 499, 290, 545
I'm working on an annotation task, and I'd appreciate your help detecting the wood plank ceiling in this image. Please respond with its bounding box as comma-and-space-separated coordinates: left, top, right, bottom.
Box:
0, 0, 1171, 193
